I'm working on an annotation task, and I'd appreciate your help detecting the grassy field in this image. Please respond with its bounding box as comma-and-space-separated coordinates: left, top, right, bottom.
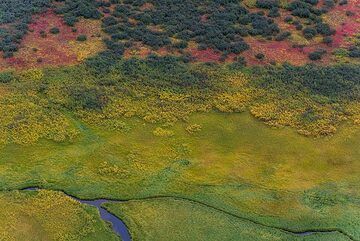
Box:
0, 189, 120, 241
0, 112, 358, 240
104, 198, 351, 241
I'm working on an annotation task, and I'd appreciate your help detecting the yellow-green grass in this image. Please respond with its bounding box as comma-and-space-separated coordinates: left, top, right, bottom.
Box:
0, 189, 120, 241
104, 198, 351, 241
0, 112, 359, 239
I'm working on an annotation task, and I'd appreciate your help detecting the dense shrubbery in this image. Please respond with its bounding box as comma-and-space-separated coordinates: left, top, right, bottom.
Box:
0, 0, 345, 61
52, 56, 360, 136
256, 0, 279, 9
94, 0, 283, 57
349, 46, 360, 58
286, 0, 336, 39
308, 49, 326, 60
0, 54, 359, 144
54, 0, 102, 25
253, 64, 360, 100
55, 0, 338, 60
0, 0, 50, 58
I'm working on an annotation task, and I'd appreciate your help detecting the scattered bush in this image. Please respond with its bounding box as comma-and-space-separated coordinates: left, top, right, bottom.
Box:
308, 49, 326, 60
348, 46, 360, 58
49, 27, 60, 34
324, 0, 335, 8
76, 34, 87, 41
284, 16, 293, 23
316, 23, 335, 36
40, 30, 47, 38
346, 11, 354, 17
0, 71, 14, 83
323, 36, 333, 45
268, 7, 280, 18
303, 27, 317, 39
255, 53, 265, 60
232, 56, 247, 68
275, 31, 291, 41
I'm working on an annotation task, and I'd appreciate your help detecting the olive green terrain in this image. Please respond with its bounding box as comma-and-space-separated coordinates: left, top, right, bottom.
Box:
0, 190, 120, 241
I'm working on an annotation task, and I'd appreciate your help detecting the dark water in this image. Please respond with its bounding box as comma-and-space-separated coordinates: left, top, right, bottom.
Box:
23, 188, 131, 241
295, 231, 315, 236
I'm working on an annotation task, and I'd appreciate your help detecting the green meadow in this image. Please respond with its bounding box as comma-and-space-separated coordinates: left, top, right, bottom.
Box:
104, 198, 352, 241
0, 190, 119, 241
0, 111, 359, 240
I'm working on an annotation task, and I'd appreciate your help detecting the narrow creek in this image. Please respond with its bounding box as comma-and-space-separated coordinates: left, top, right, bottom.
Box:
23, 188, 131, 241
21, 188, 350, 240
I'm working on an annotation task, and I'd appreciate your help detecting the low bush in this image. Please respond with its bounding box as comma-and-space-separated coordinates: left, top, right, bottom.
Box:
49, 27, 60, 34
308, 49, 326, 60
77, 35, 87, 42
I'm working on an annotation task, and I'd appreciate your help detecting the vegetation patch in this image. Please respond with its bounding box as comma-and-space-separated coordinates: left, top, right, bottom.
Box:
0, 10, 104, 71
0, 190, 120, 241
104, 198, 352, 241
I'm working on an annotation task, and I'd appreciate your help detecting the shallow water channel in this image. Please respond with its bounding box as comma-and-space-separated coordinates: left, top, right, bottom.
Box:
22, 188, 333, 240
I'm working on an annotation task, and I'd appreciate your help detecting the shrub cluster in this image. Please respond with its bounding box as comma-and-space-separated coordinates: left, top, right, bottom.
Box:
94, 0, 284, 57
54, 0, 103, 26
0, 0, 50, 58
286, 0, 336, 40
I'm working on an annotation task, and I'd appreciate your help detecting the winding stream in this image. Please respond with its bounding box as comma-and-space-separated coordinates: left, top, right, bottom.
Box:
21, 188, 351, 240
23, 188, 131, 241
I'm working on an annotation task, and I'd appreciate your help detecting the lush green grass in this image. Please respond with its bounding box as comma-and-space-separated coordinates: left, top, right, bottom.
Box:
0, 189, 120, 241
104, 198, 351, 241
0, 112, 359, 239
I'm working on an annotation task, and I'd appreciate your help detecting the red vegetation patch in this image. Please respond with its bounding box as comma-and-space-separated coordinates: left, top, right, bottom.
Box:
123, 42, 179, 59
326, 0, 360, 47
0, 10, 104, 71
189, 48, 222, 62
200, 14, 209, 22
140, 2, 154, 11
244, 39, 307, 65
244, 37, 334, 65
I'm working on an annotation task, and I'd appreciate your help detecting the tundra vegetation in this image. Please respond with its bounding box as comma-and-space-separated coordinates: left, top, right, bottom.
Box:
0, 0, 359, 241
0, 190, 120, 241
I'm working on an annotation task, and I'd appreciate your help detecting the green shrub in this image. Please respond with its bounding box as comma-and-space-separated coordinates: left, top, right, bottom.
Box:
0, 72, 14, 83
349, 46, 360, 58
76, 34, 87, 42
256, 0, 279, 9
303, 27, 317, 39
255, 53, 265, 60
323, 36, 333, 45
308, 49, 326, 60
49, 27, 60, 34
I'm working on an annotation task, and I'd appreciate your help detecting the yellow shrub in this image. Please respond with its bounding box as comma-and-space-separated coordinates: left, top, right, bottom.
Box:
153, 127, 174, 137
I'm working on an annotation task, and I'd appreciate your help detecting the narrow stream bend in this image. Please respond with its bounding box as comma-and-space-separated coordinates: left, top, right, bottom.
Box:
21, 188, 352, 240
23, 188, 131, 241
